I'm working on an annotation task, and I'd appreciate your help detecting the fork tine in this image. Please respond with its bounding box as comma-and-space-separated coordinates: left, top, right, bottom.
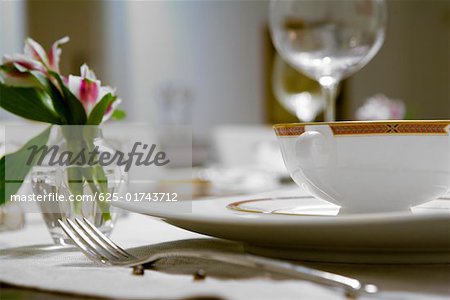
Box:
74, 218, 127, 258
81, 217, 133, 258
58, 219, 110, 265
65, 219, 119, 261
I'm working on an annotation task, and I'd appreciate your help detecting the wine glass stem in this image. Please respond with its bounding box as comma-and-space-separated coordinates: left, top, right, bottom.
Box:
321, 83, 338, 122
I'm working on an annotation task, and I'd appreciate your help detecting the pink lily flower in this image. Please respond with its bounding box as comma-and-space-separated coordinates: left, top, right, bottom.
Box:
68, 64, 120, 122
1, 37, 122, 123
24, 36, 69, 72
0, 36, 69, 85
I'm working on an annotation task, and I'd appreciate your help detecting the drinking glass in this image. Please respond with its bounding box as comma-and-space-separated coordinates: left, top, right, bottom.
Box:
269, 0, 387, 121
272, 53, 323, 122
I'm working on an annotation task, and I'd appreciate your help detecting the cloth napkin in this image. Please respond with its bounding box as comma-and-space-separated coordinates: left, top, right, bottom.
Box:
0, 189, 449, 300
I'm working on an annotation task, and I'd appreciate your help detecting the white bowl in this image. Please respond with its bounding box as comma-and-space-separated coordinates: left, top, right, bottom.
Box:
274, 120, 450, 214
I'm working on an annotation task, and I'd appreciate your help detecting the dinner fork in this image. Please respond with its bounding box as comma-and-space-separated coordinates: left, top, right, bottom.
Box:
58, 217, 378, 297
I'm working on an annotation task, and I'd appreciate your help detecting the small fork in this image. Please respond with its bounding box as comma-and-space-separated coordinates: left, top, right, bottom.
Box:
58, 217, 378, 297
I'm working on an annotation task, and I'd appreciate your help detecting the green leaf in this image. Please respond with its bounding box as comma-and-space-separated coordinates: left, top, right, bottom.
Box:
0, 158, 4, 205
0, 83, 63, 124
49, 71, 87, 125
29, 70, 51, 90
0, 126, 52, 205
111, 109, 126, 120
87, 93, 115, 125
46, 79, 70, 124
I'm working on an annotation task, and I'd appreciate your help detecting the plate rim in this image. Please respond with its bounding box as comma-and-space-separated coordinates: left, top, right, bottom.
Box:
112, 195, 450, 226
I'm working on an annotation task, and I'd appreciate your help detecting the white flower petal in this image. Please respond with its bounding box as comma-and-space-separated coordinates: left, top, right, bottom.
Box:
49, 36, 70, 72
24, 38, 49, 66
80, 63, 97, 81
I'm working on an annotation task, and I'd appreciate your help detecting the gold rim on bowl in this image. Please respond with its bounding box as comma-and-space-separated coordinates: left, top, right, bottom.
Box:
273, 120, 450, 137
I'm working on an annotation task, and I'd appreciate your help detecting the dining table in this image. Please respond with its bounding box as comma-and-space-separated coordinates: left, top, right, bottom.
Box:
0, 186, 449, 300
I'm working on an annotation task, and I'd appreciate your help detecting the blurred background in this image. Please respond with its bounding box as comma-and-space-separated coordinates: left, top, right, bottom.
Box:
1, 0, 449, 146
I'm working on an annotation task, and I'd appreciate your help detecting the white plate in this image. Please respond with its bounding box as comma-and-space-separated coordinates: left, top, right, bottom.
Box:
113, 195, 450, 264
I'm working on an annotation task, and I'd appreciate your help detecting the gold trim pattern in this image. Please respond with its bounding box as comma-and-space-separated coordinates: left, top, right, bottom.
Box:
226, 196, 329, 216
227, 197, 450, 216
273, 121, 450, 137
274, 126, 305, 136
330, 122, 449, 136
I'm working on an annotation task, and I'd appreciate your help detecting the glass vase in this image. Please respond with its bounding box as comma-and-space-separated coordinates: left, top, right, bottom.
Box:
31, 126, 127, 245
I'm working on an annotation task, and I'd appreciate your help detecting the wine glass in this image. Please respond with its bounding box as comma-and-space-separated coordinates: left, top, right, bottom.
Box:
269, 0, 387, 121
272, 53, 324, 122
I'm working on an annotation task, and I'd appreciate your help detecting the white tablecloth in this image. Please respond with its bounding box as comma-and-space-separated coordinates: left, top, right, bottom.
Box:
0, 191, 449, 300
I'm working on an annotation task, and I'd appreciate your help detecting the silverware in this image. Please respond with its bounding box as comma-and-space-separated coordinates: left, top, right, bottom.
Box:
58, 217, 378, 297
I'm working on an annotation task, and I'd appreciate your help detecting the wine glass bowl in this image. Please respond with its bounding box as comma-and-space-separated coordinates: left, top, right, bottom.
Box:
272, 53, 324, 122
270, 0, 387, 121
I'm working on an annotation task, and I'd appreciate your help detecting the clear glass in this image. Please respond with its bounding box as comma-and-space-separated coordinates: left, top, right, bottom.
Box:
272, 53, 324, 122
31, 126, 127, 245
269, 0, 387, 121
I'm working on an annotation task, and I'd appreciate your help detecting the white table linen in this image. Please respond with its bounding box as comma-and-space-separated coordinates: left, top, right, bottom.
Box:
0, 189, 448, 300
